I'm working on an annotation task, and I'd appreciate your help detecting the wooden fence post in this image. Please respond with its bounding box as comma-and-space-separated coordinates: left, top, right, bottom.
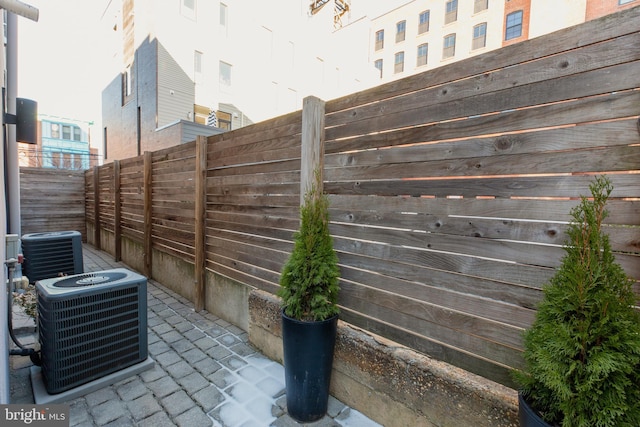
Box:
114, 160, 121, 262
194, 136, 207, 312
93, 166, 101, 249
143, 151, 152, 278
300, 96, 326, 204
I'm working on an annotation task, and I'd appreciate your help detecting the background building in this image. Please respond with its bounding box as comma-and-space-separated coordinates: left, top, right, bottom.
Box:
367, 0, 590, 83
17, 116, 99, 170
100, 0, 377, 161
586, 0, 639, 20
100, 0, 639, 162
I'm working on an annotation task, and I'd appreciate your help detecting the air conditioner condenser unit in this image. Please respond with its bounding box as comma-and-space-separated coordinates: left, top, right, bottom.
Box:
36, 268, 148, 394
22, 230, 83, 283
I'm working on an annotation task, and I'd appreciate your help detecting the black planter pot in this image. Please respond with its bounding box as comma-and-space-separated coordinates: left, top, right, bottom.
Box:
281, 312, 338, 422
518, 392, 552, 427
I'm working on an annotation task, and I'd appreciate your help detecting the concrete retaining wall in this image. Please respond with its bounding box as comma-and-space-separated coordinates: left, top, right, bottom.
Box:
248, 290, 518, 427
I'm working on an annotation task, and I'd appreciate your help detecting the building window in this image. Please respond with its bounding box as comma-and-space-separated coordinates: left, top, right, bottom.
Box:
219, 61, 232, 86
374, 59, 383, 78
285, 88, 297, 112
122, 66, 133, 104
52, 152, 61, 168
74, 154, 83, 170
394, 51, 404, 74
220, 3, 227, 26
315, 57, 325, 84
194, 51, 203, 83
445, 0, 458, 24
217, 111, 232, 131
443, 33, 456, 59
472, 23, 487, 50
125, 67, 132, 96
51, 123, 60, 139
375, 29, 384, 50
418, 10, 430, 34
103, 127, 108, 161
474, 0, 488, 13
417, 43, 428, 67
74, 126, 81, 141
194, 51, 202, 74
181, 0, 196, 19
260, 26, 274, 62
62, 125, 71, 140
396, 20, 406, 43
288, 41, 295, 71
505, 10, 523, 40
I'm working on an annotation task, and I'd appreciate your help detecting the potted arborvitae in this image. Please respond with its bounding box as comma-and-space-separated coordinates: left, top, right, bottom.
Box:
277, 179, 340, 422
514, 176, 640, 427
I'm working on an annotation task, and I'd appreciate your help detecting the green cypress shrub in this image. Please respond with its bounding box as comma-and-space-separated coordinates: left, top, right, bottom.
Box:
278, 182, 340, 322
515, 176, 640, 426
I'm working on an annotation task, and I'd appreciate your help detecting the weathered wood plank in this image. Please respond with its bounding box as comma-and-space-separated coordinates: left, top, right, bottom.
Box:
205, 181, 299, 197
327, 87, 640, 143
206, 237, 287, 275
340, 284, 524, 359
326, 173, 640, 199
206, 227, 293, 255
326, 119, 638, 161
334, 242, 553, 292
206, 170, 299, 187
204, 257, 278, 294
326, 145, 640, 181
328, 195, 640, 226
339, 307, 517, 387
208, 157, 300, 176
338, 262, 536, 327
328, 55, 640, 136
208, 111, 302, 154
331, 221, 565, 268
206, 194, 299, 208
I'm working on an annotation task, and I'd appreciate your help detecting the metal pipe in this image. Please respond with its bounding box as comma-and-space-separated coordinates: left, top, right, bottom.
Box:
6, 12, 19, 239
0, 0, 38, 22
0, 11, 8, 406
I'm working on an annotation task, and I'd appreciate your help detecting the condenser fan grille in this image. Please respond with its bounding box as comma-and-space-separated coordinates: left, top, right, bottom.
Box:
53, 272, 128, 287
37, 270, 147, 394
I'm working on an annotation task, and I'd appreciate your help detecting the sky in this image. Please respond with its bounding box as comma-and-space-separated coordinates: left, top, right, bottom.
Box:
14, 0, 411, 151
17, 0, 108, 145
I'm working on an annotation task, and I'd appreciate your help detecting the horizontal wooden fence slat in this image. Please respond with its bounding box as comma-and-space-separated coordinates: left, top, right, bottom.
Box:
348, 269, 536, 324
338, 307, 517, 386
326, 45, 640, 132
339, 283, 524, 359
327, 88, 640, 143
326, 173, 640, 199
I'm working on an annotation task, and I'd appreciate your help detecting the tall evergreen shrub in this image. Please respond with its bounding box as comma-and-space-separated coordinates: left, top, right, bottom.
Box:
516, 176, 640, 426
278, 183, 340, 322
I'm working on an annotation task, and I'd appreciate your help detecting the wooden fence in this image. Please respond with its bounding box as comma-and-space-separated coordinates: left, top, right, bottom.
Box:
20, 167, 86, 239
84, 7, 640, 387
